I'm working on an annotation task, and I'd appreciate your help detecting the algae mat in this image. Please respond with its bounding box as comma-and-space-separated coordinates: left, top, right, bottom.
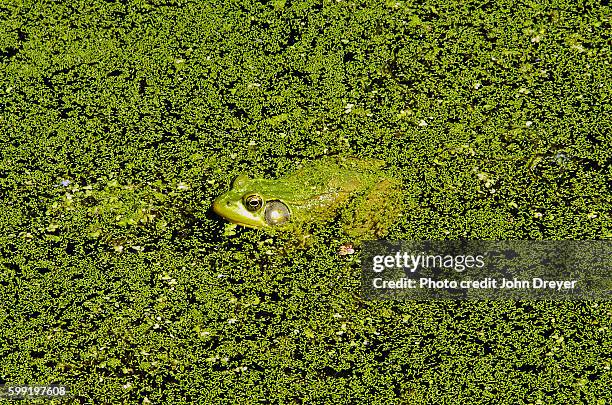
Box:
1, 1, 611, 404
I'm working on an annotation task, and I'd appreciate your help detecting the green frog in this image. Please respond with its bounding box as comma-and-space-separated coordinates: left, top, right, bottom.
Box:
212, 156, 404, 243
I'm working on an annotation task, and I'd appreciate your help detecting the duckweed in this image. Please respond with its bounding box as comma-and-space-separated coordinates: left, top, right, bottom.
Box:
1, 1, 610, 404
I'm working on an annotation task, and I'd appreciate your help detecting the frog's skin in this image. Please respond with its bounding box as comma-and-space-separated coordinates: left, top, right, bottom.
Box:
212, 156, 404, 242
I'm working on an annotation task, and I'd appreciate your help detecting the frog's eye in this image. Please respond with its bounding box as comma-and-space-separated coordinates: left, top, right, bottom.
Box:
264, 201, 290, 226
244, 194, 263, 211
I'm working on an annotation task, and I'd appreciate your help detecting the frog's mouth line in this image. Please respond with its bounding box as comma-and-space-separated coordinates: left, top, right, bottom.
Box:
227, 219, 259, 229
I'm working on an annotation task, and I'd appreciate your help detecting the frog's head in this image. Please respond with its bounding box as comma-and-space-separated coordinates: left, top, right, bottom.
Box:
212, 174, 291, 229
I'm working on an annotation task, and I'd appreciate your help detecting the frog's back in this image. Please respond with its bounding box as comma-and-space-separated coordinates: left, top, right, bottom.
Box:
284, 156, 403, 241
279, 155, 400, 218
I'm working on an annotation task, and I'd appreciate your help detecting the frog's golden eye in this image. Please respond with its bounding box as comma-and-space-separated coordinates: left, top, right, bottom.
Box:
264, 201, 290, 225
244, 194, 263, 211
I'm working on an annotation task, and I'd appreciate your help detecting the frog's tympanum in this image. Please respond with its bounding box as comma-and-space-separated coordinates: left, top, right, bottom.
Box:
212, 156, 403, 242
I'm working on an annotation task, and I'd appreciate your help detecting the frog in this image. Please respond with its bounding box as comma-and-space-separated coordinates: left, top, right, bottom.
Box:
212, 156, 404, 244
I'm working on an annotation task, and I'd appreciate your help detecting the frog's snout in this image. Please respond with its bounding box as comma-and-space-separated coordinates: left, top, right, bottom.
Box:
212, 196, 241, 223
212, 198, 229, 217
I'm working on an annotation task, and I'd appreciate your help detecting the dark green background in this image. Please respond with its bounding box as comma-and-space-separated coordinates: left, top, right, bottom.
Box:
1, 0, 610, 403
